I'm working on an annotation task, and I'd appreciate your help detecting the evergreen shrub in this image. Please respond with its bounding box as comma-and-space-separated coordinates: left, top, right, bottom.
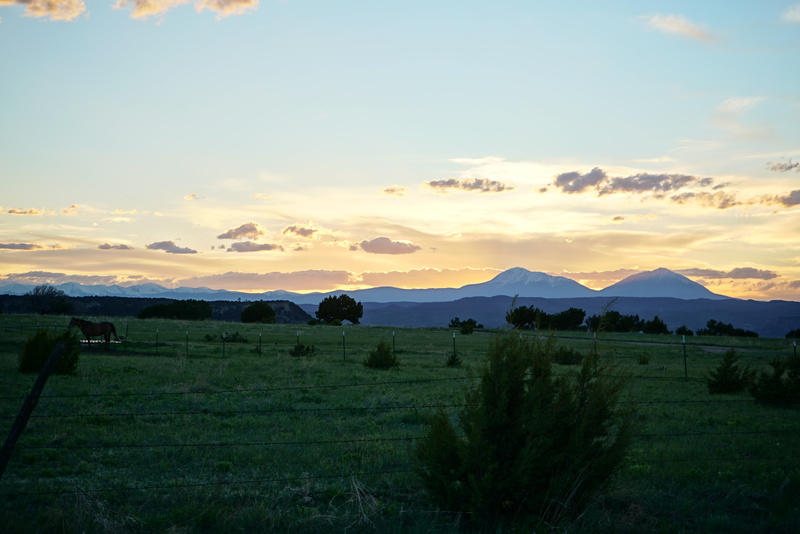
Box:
364, 340, 399, 369
414, 334, 634, 528
706, 349, 755, 394
19, 329, 81, 375
749, 354, 800, 405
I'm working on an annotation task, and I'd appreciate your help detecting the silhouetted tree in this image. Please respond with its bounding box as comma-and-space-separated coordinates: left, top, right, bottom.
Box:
27, 284, 72, 315
642, 315, 671, 335
138, 299, 211, 320
697, 319, 757, 338
241, 301, 276, 324
315, 294, 363, 324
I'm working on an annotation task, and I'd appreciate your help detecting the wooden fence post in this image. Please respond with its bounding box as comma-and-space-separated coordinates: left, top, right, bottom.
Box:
0, 342, 66, 481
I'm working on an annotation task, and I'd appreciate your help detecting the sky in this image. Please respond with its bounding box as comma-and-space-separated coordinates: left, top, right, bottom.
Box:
1, 1, 799, 300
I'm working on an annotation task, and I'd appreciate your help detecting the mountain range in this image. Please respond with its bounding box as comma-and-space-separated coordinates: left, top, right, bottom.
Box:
0, 267, 729, 304
3, 268, 799, 337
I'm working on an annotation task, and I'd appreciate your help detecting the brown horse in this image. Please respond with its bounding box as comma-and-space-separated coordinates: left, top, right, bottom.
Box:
68, 317, 119, 350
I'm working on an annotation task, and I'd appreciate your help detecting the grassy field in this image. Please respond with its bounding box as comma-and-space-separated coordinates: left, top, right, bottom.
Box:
1, 314, 798, 532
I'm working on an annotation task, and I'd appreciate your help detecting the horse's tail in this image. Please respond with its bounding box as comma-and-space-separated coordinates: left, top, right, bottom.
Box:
110, 323, 120, 341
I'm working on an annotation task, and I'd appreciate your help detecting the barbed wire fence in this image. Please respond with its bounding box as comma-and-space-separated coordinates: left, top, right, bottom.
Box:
2, 317, 798, 507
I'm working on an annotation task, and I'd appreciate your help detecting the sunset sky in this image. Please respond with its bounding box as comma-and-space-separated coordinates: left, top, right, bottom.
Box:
1, 1, 799, 300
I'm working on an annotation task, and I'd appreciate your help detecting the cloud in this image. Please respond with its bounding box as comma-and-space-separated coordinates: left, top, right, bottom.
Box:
98, 243, 134, 250
184, 194, 205, 200
599, 173, 702, 196
0, 271, 122, 285
5, 207, 45, 215
553, 167, 607, 193
678, 267, 778, 280
227, 241, 282, 253
382, 186, 407, 196
1, 0, 86, 21
643, 14, 717, 42
359, 267, 500, 289
146, 241, 197, 254
770, 190, 800, 208
1, 0, 257, 21
670, 191, 741, 209
0, 243, 42, 250
552, 168, 722, 202
217, 222, 263, 240
360, 236, 422, 255
113, 0, 258, 20
426, 177, 513, 193
61, 204, 79, 216
283, 224, 317, 238
767, 159, 800, 173
782, 4, 800, 23
179, 269, 355, 291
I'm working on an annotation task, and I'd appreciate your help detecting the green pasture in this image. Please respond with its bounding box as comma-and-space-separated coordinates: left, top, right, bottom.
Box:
1, 314, 798, 532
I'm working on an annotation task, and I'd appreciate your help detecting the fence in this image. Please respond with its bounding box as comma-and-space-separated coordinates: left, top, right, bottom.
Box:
1, 316, 798, 529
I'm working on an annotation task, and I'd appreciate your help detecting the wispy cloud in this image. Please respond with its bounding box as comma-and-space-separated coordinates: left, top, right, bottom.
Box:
227, 241, 282, 253
670, 191, 741, 209
0, 0, 257, 21
283, 224, 318, 238
184, 193, 205, 200
382, 186, 406, 196
114, 0, 258, 20
180, 270, 356, 291
1, 0, 86, 21
360, 236, 422, 255
0, 242, 43, 250
0, 271, 122, 285
217, 222, 264, 240
678, 267, 778, 280
98, 243, 134, 250
767, 159, 800, 173
146, 241, 197, 254
643, 13, 717, 42
426, 177, 513, 193
4, 207, 46, 215
782, 4, 800, 23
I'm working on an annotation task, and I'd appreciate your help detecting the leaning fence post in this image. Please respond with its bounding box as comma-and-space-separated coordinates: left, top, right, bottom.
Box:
342, 330, 346, 361
0, 342, 66, 481
452, 331, 457, 359
259, 332, 263, 356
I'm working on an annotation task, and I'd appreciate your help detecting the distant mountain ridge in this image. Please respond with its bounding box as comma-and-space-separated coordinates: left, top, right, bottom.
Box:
0, 267, 730, 303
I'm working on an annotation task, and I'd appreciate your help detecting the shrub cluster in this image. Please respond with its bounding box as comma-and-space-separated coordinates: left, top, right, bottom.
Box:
363, 340, 399, 369
415, 334, 634, 528
749, 354, 800, 406
288, 344, 316, 357
448, 317, 483, 335
19, 329, 81, 375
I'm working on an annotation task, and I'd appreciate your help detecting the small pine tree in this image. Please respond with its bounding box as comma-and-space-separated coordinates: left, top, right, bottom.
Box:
749, 354, 800, 406
363, 340, 399, 369
19, 329, 81, 375
415, 334, 634, 528
706, 349, 755, 394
